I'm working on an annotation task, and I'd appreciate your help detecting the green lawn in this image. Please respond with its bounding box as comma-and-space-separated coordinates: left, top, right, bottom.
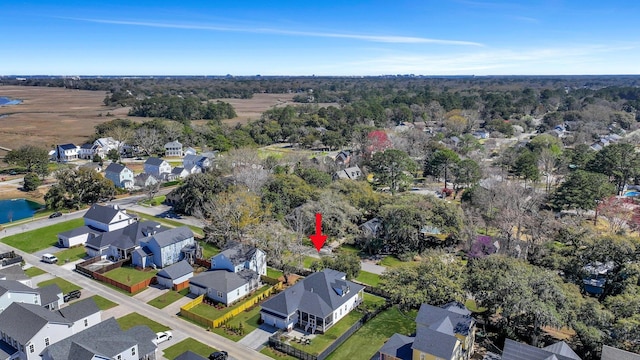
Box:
37, 277, 82, 293
1, 218, 84, 253
189, 285, 271, 319
337, 244, 361, 256
117, 312, 170, 332
362, 293, 387, 310
260, 347, 298, 360
325, 307, 417, 360
103, 266, 157, 286
148, 289, 189, 309
303, 256, 317, 269
267, 267, 284, 279
355, 271, 381, 287
140, 195, 166, 206
163, 338, 218, 359
53, 246, 88, 265
211, 306, 262, 341
24, 266, 46, 277
379, 255, 412, 268
88, 295, 118, 310
289, 311, 363, 355
200, 241, 220, 259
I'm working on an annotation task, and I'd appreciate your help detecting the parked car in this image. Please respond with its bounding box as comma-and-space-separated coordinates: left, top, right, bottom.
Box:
49, 211, 62, 218
209, 351, 228, 360
154, 331, 173, 345
63, 290, 81, 302
41, 254, 58, 264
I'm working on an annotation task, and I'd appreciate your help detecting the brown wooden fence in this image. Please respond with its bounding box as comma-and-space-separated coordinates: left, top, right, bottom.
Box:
75, 257, 154, 294
194, 258, 211, 268
173, 280, 190, 291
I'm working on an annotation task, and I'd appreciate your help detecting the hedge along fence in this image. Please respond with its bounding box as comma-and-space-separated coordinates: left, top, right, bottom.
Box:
180, 295, 214, 328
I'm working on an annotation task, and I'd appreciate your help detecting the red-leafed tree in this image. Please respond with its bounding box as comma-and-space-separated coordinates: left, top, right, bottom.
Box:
597, 196, 635, 233
364, 130, 392, 159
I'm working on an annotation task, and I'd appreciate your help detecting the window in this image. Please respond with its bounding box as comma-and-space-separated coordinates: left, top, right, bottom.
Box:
84, 319, 88, 327
29, 344, 34, 353
117, 355, 121, 360
132, 347, 136, 355
237, 289, 240, 296
45, 338, 50, 346
217, 291, 223, 298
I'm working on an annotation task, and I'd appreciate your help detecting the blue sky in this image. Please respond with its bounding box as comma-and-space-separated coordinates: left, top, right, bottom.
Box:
2, 0, 640, 75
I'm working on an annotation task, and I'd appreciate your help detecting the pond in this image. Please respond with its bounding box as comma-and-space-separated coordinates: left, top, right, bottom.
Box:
0, 97, 22, 106
0, 199, 43, 224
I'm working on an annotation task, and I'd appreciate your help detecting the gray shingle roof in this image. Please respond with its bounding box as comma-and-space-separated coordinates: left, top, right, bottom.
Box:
151, 226, 194, 248
84, 204, 131, 225
601, 345, 640, 360
86, 221, 168, 250
40, 317, 155, 360
0, 266, 28, 283
412, 326, 459, 358
175, 350, 208, 360
157, 260, 194, 280
190, 269, 257, 293
217, 243, 258, 266
260, 269, 365, 318
105, 162, 129, 174
58, 225, 101, 239
38, 283, 62, 306
57, 297, 99, 322
379, 333, 414, 359
415, 302, 475, 336
502, 339, 581, 360
0, 303, 71, 344
145, 157, 166, 166
0, 279, 38, 297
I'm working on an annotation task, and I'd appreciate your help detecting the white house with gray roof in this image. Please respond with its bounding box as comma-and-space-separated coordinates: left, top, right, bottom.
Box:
84, 204, 135, 233
86, 221, 168, 261
105, 163, 134, 189
144, 158, 171, 180
134, 226, 195, 268
0, 298, 100, 360
40, 317, 157, 360
0, 280, 41, 313
260, 269, 364, 333
156, 260, 193, 289
164, 140, 183, 157
189, 269, 260, 305
0, 265, 31, 287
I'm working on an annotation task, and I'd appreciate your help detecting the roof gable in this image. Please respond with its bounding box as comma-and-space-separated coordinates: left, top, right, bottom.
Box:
145, 157, 167, 166
0, 302, 71, 343
105, 162, 130, 174
150, 226, 194, 248
157, 260, 193, 280
84, 204, 131, 225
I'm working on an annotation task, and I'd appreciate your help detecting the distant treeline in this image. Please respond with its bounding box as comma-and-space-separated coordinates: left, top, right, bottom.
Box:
127, 95, 236, 123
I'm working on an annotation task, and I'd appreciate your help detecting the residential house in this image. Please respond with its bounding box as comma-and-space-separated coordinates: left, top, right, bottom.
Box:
601, 345, 640, 360
360, 218, 382, 238
78, 162, 102, 173
501, 339, 581, 360
84, 204, 135, 233
156, 260, 193, 289
0, 298, 100, 360
169, 167, 190, 180
94, 137, 120, 154
334, 150, 351, 167
78, 143, 100, 160
333, 165, 362, 181
144, 158, 172, 180
472, 130, 489, 139
183, 147, 197, 156
55, 144, 79, 162
260, 269, 364, 333
0, 265, 31, 287
134, 226, 195, 268
378, 302, 476, 360
40, 317, 157, 360
105, 163, 135, 189
86, 221, 169, 260
183, 154, 211, 171
0, 280, 41, 313
211, 243, 267, 276
37, 284, 63, 311
164, 140, 183, 157
134, 173, 159, 188
582, 261, 615, 296
57, 226, 101, 248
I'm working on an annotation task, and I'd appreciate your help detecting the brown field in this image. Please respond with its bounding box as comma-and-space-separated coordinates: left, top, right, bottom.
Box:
0, 86, 296, 154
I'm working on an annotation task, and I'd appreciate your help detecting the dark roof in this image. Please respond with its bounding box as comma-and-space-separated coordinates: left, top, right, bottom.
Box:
135, 173, 157, 181
38, 283, 62, 305
379, 333, 414, 360
58, 144, 77, 150
0, 265, 28, 282
412, 326, 459, 359
40, 317, 155, 360
84, 204, 131, 225
157, 260, 194, 280
175, 350, 208, 360
145, 157, 166, 166
58, 225, 101, 238
150, 226, 194, 248
0, 279, 38, 297
105, 162, 130, 174
172, 166, 186, 175
80, 143, 96, 149
601, 345, 640, 360
0, 302, 71, 343
56, 297, 99, 322
0, 340, 17, 358
86, 221, 168, 250
261, 269, 365, 318
217, 243, 259, 266
190, 269, 257, 293
502, 339, 581, 360
415, 302, 475, 336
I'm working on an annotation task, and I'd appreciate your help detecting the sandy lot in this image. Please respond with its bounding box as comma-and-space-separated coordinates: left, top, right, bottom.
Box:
0, 86, 296, 153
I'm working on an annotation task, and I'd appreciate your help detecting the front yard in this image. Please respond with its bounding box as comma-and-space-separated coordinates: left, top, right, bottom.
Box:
88, 295, 118, 310
355, 271, 381, 287
37, 277, 82, 293
24, 266, 46, 277
103, 266, 157, 285
148, 288, 189, 309
1, 218, 84, 253
163, 338, 219, 359
211, 306, 262, 341
117, 312, 170, 332
188, 284, 271, 319
54, 246, 88, 265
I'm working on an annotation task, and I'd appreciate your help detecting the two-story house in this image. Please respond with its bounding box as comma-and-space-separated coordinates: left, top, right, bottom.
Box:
86, 221, 169, 260
78, 143, 100, 160
58, 204, 135, 249
378, 302, 476, 360
260, 269, 364, 333
0, 298, 100, 360
55, 144, 79, 162
188, 244, 266, 305
133, 226, 195, 268
182, 155, 211, 171
164, 141, 183, 157
134, 173, 159, 188
105, 163, 135, 189
40, 317, 157, 360
144, 158, 172, 180
333, 165, 362, 181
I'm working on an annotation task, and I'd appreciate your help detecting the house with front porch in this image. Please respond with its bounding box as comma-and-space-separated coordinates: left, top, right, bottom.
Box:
260, 269, 364, 333
164, 140, 183, 157
85, 221, 169, 260
84, 204, 135, 232
133, 226, 195, 268
55, 144, 79, 162
105, 163, 134, 189
144, 158, 172, 180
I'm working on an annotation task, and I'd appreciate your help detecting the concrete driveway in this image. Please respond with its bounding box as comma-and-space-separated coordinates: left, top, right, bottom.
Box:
238, 324, 278, 350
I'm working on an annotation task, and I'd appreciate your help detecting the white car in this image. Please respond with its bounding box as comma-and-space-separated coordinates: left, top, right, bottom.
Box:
41, 254, 58, 264
154, 331, 173, 345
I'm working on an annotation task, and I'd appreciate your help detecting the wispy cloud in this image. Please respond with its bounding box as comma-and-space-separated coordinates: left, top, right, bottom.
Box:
510, 15, 539, 24
64, 17, 484, 46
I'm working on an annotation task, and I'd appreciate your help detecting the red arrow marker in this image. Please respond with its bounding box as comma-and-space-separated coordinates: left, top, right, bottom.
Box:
309, 213, 328, 252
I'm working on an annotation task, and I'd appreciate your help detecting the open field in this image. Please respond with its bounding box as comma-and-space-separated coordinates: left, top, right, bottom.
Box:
205, 93, 296, 125
1, 218, 84, 252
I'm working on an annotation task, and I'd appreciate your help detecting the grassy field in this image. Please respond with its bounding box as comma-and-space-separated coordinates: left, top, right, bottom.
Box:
379, 255, 407, 268
289, 311, 363, 355
117, 312, 170, 332
267, 267, 284, 279
211, 306, 262, 341
1, 218, 84, 253
325, 307, 417, 360
54, 246, 88, 265
103, 267, 157, 286
24, 266, 46, 277
163, 338, 218, 359
200, 241, 220, 259
88, 295, 118, 310
140, 195, 166, 206
355, 271, 381, 287
37, 277, 82, 293
148, 289, 189, 309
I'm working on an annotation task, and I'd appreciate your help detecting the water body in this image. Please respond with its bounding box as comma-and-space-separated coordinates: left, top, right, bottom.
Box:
0, 97, 22, 106
0, 199, 43, 223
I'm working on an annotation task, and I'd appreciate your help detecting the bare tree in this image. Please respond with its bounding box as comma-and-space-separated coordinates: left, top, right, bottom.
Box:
106, 126, 134, 155
135, 128, 162, 156
164, 121, 184, 142
538, 148, 558, 193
